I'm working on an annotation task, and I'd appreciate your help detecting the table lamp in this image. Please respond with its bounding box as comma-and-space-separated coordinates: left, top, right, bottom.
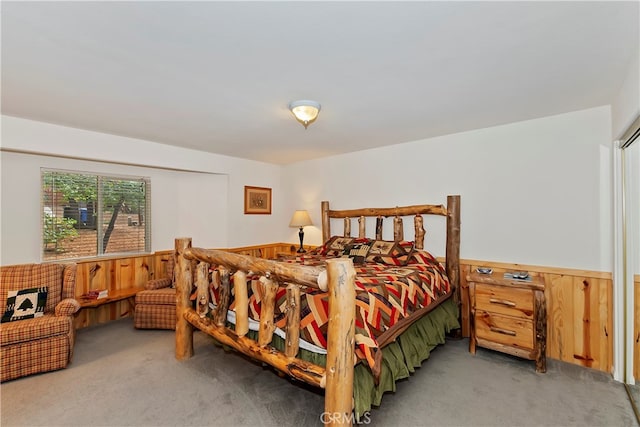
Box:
289, 210, 313, 253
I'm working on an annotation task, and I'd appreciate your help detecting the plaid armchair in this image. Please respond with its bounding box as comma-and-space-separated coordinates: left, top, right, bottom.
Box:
134, 257, 177, 330
0, 263, 80, 382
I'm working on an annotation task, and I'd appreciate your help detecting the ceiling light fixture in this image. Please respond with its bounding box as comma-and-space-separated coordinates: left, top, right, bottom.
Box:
289, 100, 321, 129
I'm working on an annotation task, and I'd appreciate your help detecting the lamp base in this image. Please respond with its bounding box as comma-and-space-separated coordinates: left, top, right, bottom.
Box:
297, 227, 306, 253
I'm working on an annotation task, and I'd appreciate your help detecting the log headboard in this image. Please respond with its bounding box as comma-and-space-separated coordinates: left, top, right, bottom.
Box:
320, 195, 461, 300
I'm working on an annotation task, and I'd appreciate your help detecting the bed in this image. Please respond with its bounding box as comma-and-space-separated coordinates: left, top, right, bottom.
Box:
174, 195, 460, 425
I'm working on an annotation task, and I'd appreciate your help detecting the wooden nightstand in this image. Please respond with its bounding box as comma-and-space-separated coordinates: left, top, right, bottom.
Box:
468, 271, 547, 373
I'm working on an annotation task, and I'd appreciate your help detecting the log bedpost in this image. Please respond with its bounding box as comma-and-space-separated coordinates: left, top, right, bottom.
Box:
375, 216, 383, 240
196, 262, 210, 318
258, 276, 278, 347
358, 216, 365, 238
324, 258, 356, 426
285, 284, 301, 358
414, 215, 425, 250
175, 237, 194, 360
322, 201, 330, 243
233, 271, 249, 337
393, 216, 403, 241
214, 266, 231, 327
344, 217, 351, 237
445, 195, 461, 307
210, 269, 220, 303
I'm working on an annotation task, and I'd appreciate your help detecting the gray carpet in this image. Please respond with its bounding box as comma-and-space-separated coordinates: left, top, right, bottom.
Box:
1, 318, 638, 427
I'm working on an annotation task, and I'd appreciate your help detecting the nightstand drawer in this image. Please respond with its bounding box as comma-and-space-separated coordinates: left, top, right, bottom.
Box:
475, 283, 534, 319
475, 310, 534, 350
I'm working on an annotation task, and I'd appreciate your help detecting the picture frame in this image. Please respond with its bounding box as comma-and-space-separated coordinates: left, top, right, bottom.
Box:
244, 186, 272, 215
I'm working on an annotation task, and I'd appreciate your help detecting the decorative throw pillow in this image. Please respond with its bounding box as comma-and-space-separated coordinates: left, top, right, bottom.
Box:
366, 240, 415, 266
1, 287, 48, 323
342, 241, 371, 264
320, 236, 355, 257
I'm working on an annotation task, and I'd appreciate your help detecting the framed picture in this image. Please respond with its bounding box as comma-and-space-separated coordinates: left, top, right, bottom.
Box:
244, 186, 272, 215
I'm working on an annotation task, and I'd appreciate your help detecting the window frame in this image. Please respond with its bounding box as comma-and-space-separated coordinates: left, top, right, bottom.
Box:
41, 168, 151, 261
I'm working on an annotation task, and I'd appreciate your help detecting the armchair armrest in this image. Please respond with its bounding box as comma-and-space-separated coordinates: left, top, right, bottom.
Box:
145, 278, 173, 290
55, 298, 81, 316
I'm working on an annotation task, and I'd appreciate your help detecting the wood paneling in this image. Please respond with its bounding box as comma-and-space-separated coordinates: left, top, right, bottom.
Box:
74, 243, 313, 329
74, 255, 153, 328
544, 274, 611, 372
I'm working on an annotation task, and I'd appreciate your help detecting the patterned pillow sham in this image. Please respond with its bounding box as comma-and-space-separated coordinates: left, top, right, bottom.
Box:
365, 240, 414, 266
319, 236, 356, 257
341, 241, 371, 264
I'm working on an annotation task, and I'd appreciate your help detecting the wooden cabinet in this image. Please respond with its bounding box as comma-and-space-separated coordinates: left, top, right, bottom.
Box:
468, 271, 547, 373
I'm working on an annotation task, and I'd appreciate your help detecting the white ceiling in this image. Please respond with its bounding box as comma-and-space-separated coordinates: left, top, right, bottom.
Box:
2, 1, 638, 165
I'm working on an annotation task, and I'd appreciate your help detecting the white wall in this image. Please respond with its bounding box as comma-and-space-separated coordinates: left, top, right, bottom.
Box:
283, 106, 613, 272
0, 115, 286, 264
0, 107, 617, 271
612, 45, 640, 140
225, 160, 288, 248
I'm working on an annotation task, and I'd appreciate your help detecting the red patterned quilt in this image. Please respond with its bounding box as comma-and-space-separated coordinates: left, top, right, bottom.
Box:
210, 249, 451, 377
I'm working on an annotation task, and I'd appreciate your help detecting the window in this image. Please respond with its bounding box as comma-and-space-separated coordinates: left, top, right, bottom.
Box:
42, 169, 150, 261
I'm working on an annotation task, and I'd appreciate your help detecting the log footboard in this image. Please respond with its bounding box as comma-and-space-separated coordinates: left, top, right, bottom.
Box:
174, 237, 357, 426
183, 309, 327, 387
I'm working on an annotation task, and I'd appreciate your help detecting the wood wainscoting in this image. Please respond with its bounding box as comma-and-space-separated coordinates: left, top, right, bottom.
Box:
74, 254, 152, 328
74, 243, 304, 329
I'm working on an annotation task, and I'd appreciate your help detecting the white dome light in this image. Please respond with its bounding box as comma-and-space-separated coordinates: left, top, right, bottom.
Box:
289, 100, 321, 129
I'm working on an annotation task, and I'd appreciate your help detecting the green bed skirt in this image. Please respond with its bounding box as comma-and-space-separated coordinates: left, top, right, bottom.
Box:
216, 297, 460, 419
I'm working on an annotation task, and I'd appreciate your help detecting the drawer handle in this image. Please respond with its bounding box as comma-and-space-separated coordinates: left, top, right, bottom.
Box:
489, 298, 516, 307
490, 326, 517, 336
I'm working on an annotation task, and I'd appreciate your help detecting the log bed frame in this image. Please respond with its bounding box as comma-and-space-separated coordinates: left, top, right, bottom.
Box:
174, 195, 460, 426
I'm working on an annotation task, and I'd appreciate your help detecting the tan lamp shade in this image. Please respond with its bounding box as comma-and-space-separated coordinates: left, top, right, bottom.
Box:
289, 210, 313, 227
